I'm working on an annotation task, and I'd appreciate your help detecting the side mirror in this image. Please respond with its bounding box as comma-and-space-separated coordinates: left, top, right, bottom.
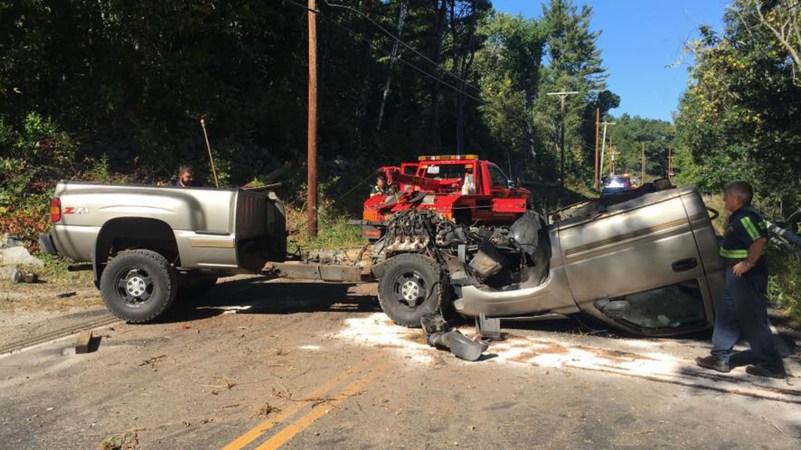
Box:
507, 179, 517, 189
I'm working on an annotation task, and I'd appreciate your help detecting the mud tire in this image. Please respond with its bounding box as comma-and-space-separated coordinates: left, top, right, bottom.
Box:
378, 253, 447, 328
100, 249, 177, 323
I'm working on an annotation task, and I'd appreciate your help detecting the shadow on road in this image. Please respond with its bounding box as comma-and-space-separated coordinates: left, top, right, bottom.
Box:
163, 276, 381, 322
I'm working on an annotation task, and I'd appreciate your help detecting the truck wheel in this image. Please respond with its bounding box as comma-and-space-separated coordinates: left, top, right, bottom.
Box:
378, 253, 447, 328
100, 249, 177, 323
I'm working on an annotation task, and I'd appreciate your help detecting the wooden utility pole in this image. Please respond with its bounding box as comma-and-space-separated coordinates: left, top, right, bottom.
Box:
598, 121, 615, 188
609, 136, 615, 174
641, 142, 646, 184
667, 147, 674, 182
594, 107, 600, 189
546, 89, 579, 189
307, 0, 318, 238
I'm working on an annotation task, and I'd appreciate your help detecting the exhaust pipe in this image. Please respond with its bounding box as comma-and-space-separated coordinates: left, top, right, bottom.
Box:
421, 315, 489, 362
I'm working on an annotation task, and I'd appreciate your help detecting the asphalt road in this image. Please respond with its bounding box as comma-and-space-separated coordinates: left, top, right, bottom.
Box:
1, 276, 800, 449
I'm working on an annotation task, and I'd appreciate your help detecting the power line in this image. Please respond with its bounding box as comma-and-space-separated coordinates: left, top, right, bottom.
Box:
322, 0, 485, 96
332, 19, 486, 104
283, 0, 485, 104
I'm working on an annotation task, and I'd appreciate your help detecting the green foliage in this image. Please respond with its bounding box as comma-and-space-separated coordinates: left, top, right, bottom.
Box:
604, 114, 674, 181
284, 176, 366, 251
0, 111, 82, 246
92, 154, 111, 183
0, 0, 621, 248
675, 0, 801, 213
531, 0, 612, 186
768, 251, 801, 327
476, 12, 545, 176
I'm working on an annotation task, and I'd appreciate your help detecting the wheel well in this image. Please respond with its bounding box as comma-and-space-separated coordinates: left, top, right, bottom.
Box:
93, 218, 178, 283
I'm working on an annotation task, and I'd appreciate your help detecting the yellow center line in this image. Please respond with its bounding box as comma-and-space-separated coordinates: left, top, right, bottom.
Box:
220, 355, 381, 450
254, 359, 393, 450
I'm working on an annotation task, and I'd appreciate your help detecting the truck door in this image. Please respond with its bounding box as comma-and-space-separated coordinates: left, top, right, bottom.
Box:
560, 191, 712, 335
486, 164, 512, 198
485, 164, 526, 220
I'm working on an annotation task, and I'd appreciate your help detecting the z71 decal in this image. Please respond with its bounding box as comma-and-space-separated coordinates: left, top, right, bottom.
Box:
64, 206, 90, 215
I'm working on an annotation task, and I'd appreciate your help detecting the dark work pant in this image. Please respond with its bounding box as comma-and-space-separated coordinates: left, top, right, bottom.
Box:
711, 268, 783, 369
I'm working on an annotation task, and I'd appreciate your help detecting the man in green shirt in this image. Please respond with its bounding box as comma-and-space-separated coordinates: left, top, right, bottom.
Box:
696, 181, 785, 378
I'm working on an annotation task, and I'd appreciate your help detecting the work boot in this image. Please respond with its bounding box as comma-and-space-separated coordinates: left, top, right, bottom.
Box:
695, 355, 731, 373
745, 364, 786, 379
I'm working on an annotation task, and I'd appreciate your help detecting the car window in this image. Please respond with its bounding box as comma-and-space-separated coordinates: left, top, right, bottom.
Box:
610, 280, 708, 332
488, 165, 509, 188
422, 163, 470, 179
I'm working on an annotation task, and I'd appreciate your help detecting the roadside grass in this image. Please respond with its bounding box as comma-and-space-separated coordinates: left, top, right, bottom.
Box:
0, 255, 99, 312
284, 205, 367, 253
768, 252, 801, 327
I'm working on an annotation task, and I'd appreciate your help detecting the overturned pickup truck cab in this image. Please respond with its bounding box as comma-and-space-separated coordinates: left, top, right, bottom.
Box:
373, 184, 723, 337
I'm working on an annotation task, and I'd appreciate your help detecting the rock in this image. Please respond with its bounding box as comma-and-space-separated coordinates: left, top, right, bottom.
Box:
0, 234, 25, 249
0, 266, 20, 281
0, 246, 45, 267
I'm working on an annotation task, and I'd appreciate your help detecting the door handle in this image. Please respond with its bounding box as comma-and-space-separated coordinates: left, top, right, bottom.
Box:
672, 257, 698, 272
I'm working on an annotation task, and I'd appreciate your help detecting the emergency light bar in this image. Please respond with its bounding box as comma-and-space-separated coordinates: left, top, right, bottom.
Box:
418, 154, 478, 161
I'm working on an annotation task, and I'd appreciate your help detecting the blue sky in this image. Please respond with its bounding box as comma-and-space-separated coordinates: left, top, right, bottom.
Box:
491, 0, 729, 122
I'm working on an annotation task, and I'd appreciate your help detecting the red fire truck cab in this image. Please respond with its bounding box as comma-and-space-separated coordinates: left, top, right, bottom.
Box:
362, 155, 531, 239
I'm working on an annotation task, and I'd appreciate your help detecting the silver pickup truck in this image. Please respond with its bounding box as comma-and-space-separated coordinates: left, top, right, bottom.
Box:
40, 181, 287, 322
41, 180, 723, 337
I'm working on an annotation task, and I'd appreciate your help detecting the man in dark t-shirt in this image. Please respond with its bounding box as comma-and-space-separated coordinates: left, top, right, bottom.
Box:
174, 164, 196, 187
696, 181, 785, 378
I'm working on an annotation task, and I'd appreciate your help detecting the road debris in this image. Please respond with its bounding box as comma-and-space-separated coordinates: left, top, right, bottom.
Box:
251, 402, 281, 418
201, 379, 236, 395
138, 355, 166, 367
98, 429, 138, 450
56, 291, 77, 298
14, 271, 39, 283
421, 315, 489, 362
75, 330, 94, 354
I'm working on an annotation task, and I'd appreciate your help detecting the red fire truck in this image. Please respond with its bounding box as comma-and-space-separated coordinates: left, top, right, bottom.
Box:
361, 154, 531, 239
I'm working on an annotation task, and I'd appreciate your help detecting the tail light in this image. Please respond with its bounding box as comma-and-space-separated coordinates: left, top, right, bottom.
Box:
362, 227, 383, 240
50, 197, 62, 222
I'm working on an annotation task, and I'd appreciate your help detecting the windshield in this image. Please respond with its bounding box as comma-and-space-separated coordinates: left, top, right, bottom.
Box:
419, 163, 473, 180
605, 176, 630, 187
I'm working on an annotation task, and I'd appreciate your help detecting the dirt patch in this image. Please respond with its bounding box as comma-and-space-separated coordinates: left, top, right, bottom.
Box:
573, 346, 656, 363
510, 351, 543, 364
529, 339, 571, 354
0, 274, 100, 313
0, 275, 102, 344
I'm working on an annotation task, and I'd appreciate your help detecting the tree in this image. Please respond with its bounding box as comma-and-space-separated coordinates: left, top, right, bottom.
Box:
675, 0, 801, 212
605, 114, 673, 179
533, 0, 611, 184
741, 0, 801, 86
476, 12, 546, 175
